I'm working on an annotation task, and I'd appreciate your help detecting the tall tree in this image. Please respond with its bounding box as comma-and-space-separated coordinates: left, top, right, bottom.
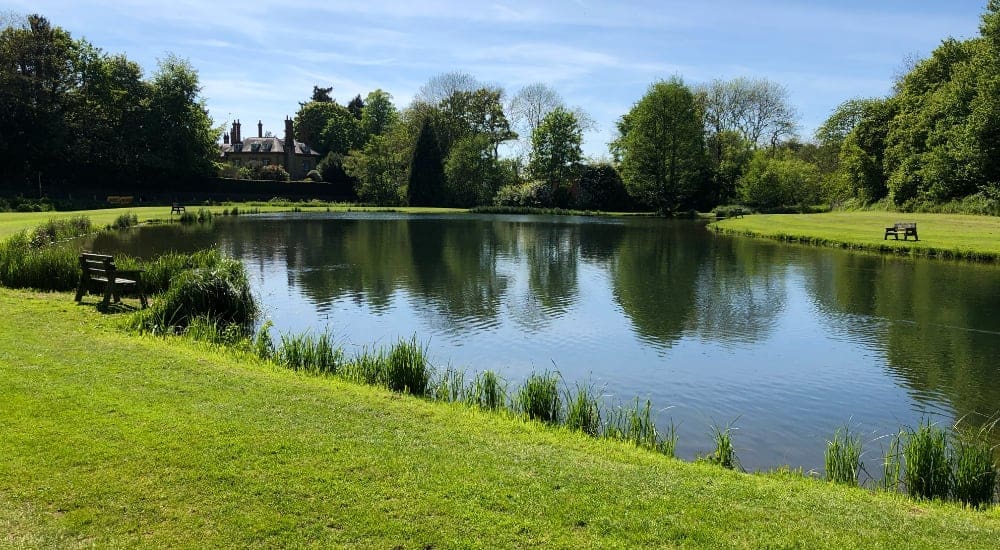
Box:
509, 83, 563, 139
310, 85, 333, 103
414, 71, 480, 106
697, 77, 797, 150
444, 134, 501, 207
360, 88, 398, 140
347, 94, 364, 119
343, 131, 407, 205
439, 87, 516, 159
529, 107, 582, 192
407, 118, 445, 206
614, 78, 708, 212
294, 101, 342, 154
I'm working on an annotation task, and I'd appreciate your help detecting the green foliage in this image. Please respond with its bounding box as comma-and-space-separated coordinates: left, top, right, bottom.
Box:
429, 366, 465, 403
904, 421, 951, 501
407, 118, 446, 206
341, 337, 429, 396
738, 150, 823, 209
604, 398, 675, 456
129, 258, 258, 335
615, 78, 709, 212
529, 107, 583, 193
255, 164, 290, 181
304, 169, 322, 182
573, 163, 632, 211
514, 372, 561, 424
879, 430, 904, 493
564, 383, 601, 436
360, 89, 399, 140
275, 330, 344, 375
493, 180, 552, 208
950, 422, 999, 509
110, 213, 138, 230
0, 216, 93, 291
444, 134, 503, 207
317, 103, 363, 156
703, 421, 739, 470
343, 133, 407, 205
466, 370, 507, 411
825, 426, 863, 485
294, 101, 346, 156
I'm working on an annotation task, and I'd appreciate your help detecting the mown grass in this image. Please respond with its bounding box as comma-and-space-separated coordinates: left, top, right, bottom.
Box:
712, 211, 1000, 262
3, 288, 1000, 547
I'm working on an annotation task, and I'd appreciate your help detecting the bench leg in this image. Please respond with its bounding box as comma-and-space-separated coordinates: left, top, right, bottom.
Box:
74, 274, 87, 302
101, 280, 114, 310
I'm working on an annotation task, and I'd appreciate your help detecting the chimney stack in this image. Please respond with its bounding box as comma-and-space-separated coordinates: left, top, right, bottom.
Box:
258, 120, 263, 138
284, 116, 295, 176
235, 119, 242, 143
223, 132, 230, 145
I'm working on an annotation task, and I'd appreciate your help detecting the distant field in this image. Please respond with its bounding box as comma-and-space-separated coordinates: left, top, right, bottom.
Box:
0, 205, 466, 239
713, 211, 1000, 261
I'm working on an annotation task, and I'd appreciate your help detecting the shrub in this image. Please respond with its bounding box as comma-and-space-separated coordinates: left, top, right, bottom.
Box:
256, 164, 290, 181
304, 169, 323, 182
494, 180, 553, 208
129, 258, 258, 335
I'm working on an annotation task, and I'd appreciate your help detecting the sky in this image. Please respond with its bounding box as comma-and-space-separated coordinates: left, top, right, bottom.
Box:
8, 0, 989, 156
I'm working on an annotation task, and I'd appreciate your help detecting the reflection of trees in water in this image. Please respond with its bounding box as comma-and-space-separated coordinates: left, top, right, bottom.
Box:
689, 238, 786, 344
803, 250, 1000, 426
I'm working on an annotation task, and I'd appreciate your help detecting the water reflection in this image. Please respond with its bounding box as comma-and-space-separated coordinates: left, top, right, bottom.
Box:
87, 213, 1000, 470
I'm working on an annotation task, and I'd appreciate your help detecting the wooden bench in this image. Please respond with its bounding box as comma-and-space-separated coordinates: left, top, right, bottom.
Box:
170, 203, 185, 215
884, 222, 918, 241
107, 195, 134, 205
74, 253, 147, 309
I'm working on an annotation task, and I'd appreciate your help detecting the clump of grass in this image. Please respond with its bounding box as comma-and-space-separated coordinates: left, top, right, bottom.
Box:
825, 426, 863, 485
430, 366, 465, 403
466, 371, 507, 411
604, 399, 677, 456
514, 372, 561, 424
877, 430, 904, 493
253, 320, 275, 360
178, 208, 213, 224
702, 420, 739, 470
128, 258, 258, 335
0, 217, 94, 291
137, 249, 226, 293
184, 315, 248, 346
341, 337, 430, 396
950, 422, 998, 509
110, 212, 138, 230
903, 420, 951, 501
275, 330, 344, 375
564, 383, 601, 436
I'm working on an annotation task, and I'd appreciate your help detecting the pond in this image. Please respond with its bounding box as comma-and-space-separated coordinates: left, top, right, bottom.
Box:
89, 213, 1000, 474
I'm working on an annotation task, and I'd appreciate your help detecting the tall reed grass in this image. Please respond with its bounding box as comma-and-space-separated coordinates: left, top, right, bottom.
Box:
339, 337, 429, 397
0, 216, 93, 291
514, 372, 561, 424
950, 419, 999, 509
877, 430, 903, 493
275, 330, 344, 375
604, 398, 676, 455
429, 366, 466, 403
466, 371, 507, 411
564, 383, 601, 436
825, 426, 863, 485
703, 421, 739, 470
904, 421, 951, 501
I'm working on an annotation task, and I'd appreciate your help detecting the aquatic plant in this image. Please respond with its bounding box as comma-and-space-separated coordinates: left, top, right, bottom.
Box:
515, 372, 561, 424
466, 370, 507, 411
825, 426, 863, 486
903, 420, 951, 501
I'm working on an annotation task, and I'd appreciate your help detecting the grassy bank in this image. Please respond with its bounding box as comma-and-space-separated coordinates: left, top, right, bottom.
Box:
2, 289, 999, 547
711, 212, 1000, 262
0, 205, 466, 239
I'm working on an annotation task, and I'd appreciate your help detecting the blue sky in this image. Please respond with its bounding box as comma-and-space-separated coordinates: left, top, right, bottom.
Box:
11, 1, 988, 156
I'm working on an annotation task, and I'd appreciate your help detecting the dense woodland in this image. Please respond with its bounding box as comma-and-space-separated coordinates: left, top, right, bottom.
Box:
2, 3, 999, 213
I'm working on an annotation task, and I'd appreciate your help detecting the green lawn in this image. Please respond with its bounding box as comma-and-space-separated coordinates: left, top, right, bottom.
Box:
1, 288, 999, 547
712, 211, 1000, 261
0, 205, 466, 239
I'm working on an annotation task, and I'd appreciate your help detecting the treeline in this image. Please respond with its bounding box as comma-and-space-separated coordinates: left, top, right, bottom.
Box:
5, 4, 1000, 214
0, 14, 217, 189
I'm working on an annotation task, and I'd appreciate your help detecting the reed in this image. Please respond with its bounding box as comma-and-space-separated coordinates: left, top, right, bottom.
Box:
514, 372, 561, 424
564, 383, 601, 436
342, 346, 385, 387
825, 426, 863, 485
110, 213, 138, 230
274, 330, 344, 375
703, 421, 739, 470
903, 420, 951, 501
0, 217, 93, 291
253, 320, 275, 360
383, 336, 430, 396
950, 427, 998, 509
877, 430, 904, 493
429, 366, 465, 403
466, 371, 507, 411
129, 258, 258, 335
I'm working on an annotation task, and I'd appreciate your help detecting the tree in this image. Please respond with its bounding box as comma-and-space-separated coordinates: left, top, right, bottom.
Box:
439, 87, 516, 159
838, 98, 896, 203
697, 77, 797, 150
360, 88, 398, 140
414, 71, 480, 105
738, 150, 822, 209
574, 163, 632, 211
509, 83, 563, 138
309, 85, 333, 103
318, 104, 363, 155
408, 118, 445, 206
529, 107, 582, 193
444, 134, 501, 206
294, 101, 343, 155
343, 132, 407, 205
347, 94, 364, 119
142, 54, 218, 181
615, 78, 709, 212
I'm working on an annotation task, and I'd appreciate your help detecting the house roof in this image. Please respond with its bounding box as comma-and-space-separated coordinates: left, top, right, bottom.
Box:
220, 136, 319, 157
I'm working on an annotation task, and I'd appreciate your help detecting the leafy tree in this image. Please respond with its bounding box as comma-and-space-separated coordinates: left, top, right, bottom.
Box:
528, 107, 583, 197
705, 129, 753, 205
309, 85, 333, 103
574, 163, 632, 211
439, 87, 516, 159
318, 103, 363, 155
615, 78, 709, 212
408, 118, 445, 206
360, 88, 398, 140
347, 94, 364, 119
738, 150, 822, 209
294, 101, 343, 155
343, 131, 407, 205
838, 98, 896, 203
142, 54, 218, 181
444, 134, 501, 206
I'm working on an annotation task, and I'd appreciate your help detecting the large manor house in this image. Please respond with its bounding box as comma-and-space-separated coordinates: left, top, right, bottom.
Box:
219, 118, 320, 179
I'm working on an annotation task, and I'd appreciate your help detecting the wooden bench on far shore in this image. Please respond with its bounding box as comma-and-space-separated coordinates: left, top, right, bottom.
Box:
170, 203, 185, 215
884, 221, 918, 241
107, 195, 133, 205
74, 253, 148, 310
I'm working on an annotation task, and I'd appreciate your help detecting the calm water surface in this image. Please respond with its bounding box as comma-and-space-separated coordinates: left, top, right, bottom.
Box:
90, 213, 1000, 473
